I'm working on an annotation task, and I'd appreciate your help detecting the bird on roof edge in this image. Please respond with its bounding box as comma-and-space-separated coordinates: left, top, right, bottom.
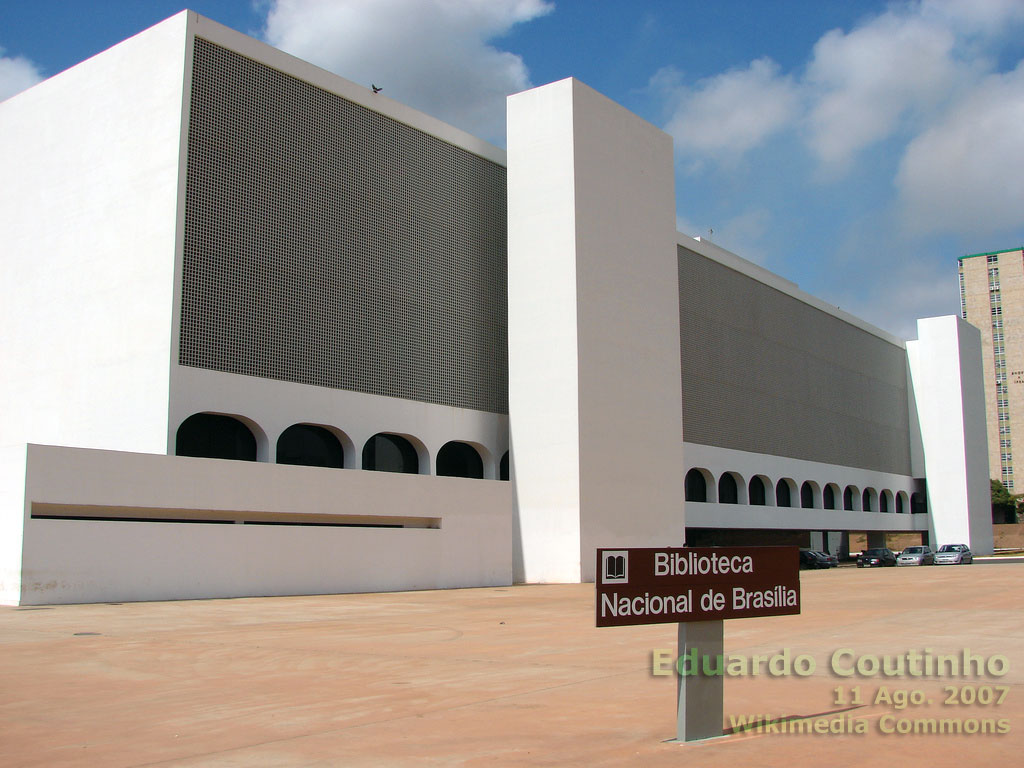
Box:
372, 84, 382, 93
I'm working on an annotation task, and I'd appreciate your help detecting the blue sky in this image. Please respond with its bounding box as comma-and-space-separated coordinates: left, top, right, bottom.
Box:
3, 0, 1024, 339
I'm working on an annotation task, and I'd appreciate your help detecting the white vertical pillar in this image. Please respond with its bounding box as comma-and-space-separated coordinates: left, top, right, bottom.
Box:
507, 78, 686, 583
907, 316, 994, 554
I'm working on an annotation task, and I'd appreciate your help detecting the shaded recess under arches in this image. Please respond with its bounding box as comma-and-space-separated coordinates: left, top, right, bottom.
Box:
176, 412, 257, 462
436, 441, 484, 479
718, 472, 739, 504
823, 483, 839, 510
776, 478, 794, 507
748, 476, 767, 506
363, 433, 420, 474
685, 468, 709, 502
276, 424, 344, 468
844, 485, 859, 511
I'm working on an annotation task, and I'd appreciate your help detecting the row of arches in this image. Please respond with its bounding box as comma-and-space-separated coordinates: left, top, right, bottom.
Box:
175, 413, 510, 480
685, 468, 926, 514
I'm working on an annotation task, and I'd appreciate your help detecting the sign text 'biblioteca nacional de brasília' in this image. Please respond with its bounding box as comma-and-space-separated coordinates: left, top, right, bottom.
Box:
595, 547, 801, 628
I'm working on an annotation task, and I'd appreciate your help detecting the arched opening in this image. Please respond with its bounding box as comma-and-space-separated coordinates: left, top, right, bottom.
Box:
749, 476, 767, 506
500, 451, 510, 481
911, 492, 928, 514
823, 484, 838, 510
880, 489, 893, 513
176, 413, 257, 462
800, 481, 815, 509
862, 488, 877, 512
896, 491, 908, 514
718, 473, 739, 504
362, 433, 419, 474
276, 424, 344, 468
685, 468, 709, 502
436, 441, 484, 479
776, 478, 793, 507
844, 485, 859, 511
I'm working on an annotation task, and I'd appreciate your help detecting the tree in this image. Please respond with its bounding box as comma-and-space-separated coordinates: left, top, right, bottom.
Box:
991, 479, 1016, 524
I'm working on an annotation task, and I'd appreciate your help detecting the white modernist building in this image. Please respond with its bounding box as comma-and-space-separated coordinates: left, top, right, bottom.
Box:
0, 12, 992, 605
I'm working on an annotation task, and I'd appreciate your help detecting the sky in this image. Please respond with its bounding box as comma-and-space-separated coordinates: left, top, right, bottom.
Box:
3, 0, 1024, 340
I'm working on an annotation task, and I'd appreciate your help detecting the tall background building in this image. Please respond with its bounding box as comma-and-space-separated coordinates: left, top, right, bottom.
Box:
960, 247, 1024, 506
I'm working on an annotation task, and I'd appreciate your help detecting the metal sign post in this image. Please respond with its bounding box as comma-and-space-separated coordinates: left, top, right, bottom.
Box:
676, 620, 724, 741
595, 547, 800, 742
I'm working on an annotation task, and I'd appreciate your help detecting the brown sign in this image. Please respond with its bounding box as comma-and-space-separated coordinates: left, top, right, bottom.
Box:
595, 547, 800, 627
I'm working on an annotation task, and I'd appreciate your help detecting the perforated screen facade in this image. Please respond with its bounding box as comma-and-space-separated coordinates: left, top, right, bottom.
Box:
180, 38, 508, 413
678, 246, 912, 474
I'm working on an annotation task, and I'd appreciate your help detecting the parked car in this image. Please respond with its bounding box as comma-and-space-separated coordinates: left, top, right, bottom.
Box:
800, 550, 832, 569
897, 545, 934, 566
934, 544, 973, 565
857, 548, 897, 567
809, 550, 839, 567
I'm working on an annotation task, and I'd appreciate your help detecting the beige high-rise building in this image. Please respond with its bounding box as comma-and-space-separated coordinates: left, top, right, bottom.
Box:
959, 247, 1024, 496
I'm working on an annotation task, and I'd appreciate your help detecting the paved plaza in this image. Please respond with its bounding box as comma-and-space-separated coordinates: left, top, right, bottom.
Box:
2, 563, 1022, 766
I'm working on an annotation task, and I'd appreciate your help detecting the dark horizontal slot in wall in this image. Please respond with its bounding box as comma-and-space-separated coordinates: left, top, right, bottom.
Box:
30, 503, 440, 529
32, 514, 234, 525
240, 520, 403, 528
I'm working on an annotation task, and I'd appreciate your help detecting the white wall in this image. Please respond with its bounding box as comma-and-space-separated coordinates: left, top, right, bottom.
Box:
685, 502, 929, 533
17, 444, 513, 605
0, 13, 188, 456
907, 316, 994, 553
507, 79, 685, 583
0, 13, 191, 603
506, 79, 583, 582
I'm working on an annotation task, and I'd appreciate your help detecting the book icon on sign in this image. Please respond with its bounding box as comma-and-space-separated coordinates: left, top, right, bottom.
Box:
602, 551, 628, 583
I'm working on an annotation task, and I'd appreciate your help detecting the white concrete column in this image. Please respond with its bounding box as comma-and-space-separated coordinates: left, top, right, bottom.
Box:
506, 78, 686, 583
907, 316, 994, 554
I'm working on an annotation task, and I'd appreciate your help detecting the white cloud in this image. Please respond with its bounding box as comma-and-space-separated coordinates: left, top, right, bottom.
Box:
804, 10, 962, 170
659, 58, 799, 160
896, 62, 1024, 236
828, 258, 959, 340
0, 48, 43, 103
262, 0, 551, 143
921, 0, 1024, 36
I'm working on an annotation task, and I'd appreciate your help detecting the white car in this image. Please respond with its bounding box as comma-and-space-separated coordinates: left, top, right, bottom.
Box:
897, 545, 934, 566
934, 544, 973, 565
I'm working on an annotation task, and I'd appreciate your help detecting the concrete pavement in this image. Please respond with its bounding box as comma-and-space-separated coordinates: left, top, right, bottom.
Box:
1, 563, 1021, 766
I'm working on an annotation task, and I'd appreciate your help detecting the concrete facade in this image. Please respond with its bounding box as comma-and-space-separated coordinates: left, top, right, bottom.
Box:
906, 316, 994, 554
959, 247, 1024, 495
0, 11, 994, 604
507, 79, 685, 584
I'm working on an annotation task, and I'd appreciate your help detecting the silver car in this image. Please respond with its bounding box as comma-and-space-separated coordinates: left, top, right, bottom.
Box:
934, 544, 973, 565
897, 545, 934, 566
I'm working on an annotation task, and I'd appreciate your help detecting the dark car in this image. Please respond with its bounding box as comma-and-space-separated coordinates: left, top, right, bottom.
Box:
800, 550, 832, 569
811, 550, 839, 567
857, 548, 897, 567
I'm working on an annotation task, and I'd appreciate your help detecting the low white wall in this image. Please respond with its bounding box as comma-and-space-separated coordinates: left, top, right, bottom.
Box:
684, 502, 929, 532
15, 444, 513, 605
